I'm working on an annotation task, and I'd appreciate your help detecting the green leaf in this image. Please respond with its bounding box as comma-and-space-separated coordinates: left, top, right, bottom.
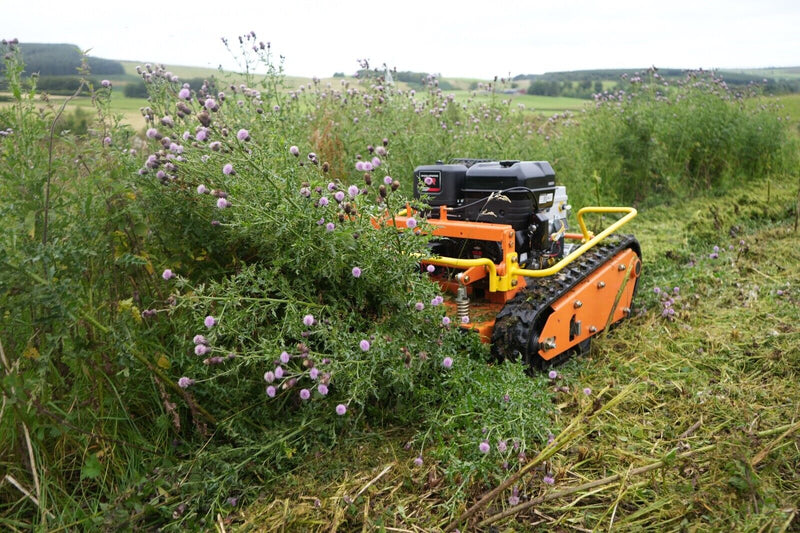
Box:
81, 453, 102, 480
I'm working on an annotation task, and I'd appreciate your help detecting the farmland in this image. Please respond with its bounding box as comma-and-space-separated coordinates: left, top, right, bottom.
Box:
1, 37, 799, 532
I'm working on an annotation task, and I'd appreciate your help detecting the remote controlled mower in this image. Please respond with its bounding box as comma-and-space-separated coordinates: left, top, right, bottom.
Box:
391, 159, 641, 369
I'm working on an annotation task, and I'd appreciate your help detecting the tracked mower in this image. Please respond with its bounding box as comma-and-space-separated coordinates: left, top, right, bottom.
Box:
391, 159, 641, 370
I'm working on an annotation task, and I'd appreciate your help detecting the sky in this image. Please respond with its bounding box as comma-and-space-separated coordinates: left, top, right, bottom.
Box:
4, 0, 800, 79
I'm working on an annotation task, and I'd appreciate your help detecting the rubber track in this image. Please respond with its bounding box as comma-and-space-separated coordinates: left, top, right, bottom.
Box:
491, 234, 641, 369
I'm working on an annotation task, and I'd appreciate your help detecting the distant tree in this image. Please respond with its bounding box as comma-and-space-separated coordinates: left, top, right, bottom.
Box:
333, 72, 345, 78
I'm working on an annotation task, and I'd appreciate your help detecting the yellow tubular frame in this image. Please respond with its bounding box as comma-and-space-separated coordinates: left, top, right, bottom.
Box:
422, 206, 637, 292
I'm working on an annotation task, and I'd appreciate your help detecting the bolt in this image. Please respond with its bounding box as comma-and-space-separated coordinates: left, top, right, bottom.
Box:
618, 264, 626, 271
541, 339, 556, 351
463, 276, 470, 283
597, 281, 606, 289
574, 300, 583, 309
511, 279, 518, 287
622, 307, 631, 316
589, 326, 597, 333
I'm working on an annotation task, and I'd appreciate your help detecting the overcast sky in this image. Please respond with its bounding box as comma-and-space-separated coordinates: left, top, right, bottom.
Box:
4, 0, 799, 78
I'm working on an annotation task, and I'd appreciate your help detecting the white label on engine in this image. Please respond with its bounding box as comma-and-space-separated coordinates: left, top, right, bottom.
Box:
539, 192, 554, 204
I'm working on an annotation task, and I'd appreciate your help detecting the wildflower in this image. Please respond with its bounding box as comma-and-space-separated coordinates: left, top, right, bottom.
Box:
290, 145, 300, 156
197, 184, 208, 194
547, 433, 555, 445
300, 187, 311, 197
673, 287, 680, 294
336, 404, 347, 415
103, 136, 112, 145
161, 116, 174, 127
210, 141, 221, 151
348, 185, 359, 197
653, 287, 661, 294
204, 315, 216, 328
266, 385, 276, 397
101, 79, 111, 88
237, 129, 250, 141
583, 387, 592, 396
508, 486, 520, 506
300, 388, 311, 400
503, 393, 510, 402
427, 264, 436, 273
309, 367, 319, 380
301, 314, 315, 327
360, 340, 370, 351
497, 440, 507, 452
442, 316, 451, 326
334, 191, 345, 202
479, 441, 490, 454
376, 146, 387, 156
216, 198, 230, 209
178, 377, 194, 388
205, 98, 216, 110
371, 156, 381, 167
415, 302, 424, 311
280, 351, 291, 363
413, 456, 423, 466
146, 128, 158, 139
223, 163, 234, 175
713, 245, 720, 253
431, 296, 443, 306
406, 217, 417, 229
543, 475, 555, 485
194, 344, 209, 356
709, 252, 719, 259
317, 383, 329, 396
227, 497, 238, 507
548, 370, 557, 379
352, 267, 362, 278
461, 316, 470, 324
326, 222, 335, 231
383, 175, 393, 185
162, 269, 175, 280
179, 87, 190, 99
193, 335, 208, 345
355, 161, 365, 171
442, 357, 453, 369
274, 366, 285, 380
264, 371, 275, 383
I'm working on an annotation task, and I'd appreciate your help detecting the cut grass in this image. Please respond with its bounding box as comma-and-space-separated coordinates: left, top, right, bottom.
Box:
239, 174, 800, 531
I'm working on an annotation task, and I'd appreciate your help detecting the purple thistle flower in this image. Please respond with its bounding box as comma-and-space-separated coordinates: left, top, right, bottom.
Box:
162, 269, 174, 280
280, 351, 291, 363
713, 245, 720, 253
274, 366, 284, 379
355, 161, 365, 171
266, 385, 276, 397
363, 162, 373, 171
334, 191, 345, 202
178, 376, 194, 388
543, 475, 555, 485
195, 344, 209, 356
300, 187, 311, 197
101, 79, 111, 88
431, 295, 444, 306
413, 456, 424, 466
290, 145, 300, 156
360, 339, 371, 351
179, 88, 191, 99
327, 182, 336, 191
461, 316, 470, 324
653, 287, 661, 294
317, 383, 329, 396
210, 141, 221, 151
300, 388, 311, 400
383, 175, 393, 185
376, 146, 387, 156
352, 267, 362, 278
103, 136, 112, 145
205, 98, 216, 110
193, 335, 208, 345
309, 367, 319, 380
326, 222, 335, 231
479, 441, 490, 454
318, 196, 329, 207
583, 387, 592, 396
371, 157, 381, 167
204, 315, 216, 328
216, 198, 230, 209
442, 357, 453, 369
442, 316, 451, 326
406, 217, 417, 229
497, 440, 508, 453
196, 129, 208, 141
547, 433, 555, 445
146, 128, 158, 139
348, 185, 359, 198
264, 371, 275, 383
237, 129, 250, 141
303, 314, 315, 326
426, 264, 436, 273
197, 184, 208, 194
548, 370, 557, 380
508, 486, 520, 506
415, 302, 424, 311
223, 163, 234, 175
709, 252, 719, 259
336, 404, 347, 415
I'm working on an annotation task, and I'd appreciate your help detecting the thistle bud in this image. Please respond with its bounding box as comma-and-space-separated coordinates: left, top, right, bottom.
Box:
364, 172, 372, 185
367, 144, 374, 153
382, 137, 389, 146
197, 111, 211, 127
391, 180, 399, 191
338, 213, 345, 222
322, 161, 330, 173
343, 203, 352, 214
379, 185, 387, 198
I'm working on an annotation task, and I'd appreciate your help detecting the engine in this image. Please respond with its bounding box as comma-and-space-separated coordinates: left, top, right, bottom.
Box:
413, 159, 570, 269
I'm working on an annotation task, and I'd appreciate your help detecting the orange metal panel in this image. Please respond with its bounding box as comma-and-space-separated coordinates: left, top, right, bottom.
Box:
537, 248, 640, 360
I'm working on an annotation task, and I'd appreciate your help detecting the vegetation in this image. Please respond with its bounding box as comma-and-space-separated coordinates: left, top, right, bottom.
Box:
0, 34, 798, 531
